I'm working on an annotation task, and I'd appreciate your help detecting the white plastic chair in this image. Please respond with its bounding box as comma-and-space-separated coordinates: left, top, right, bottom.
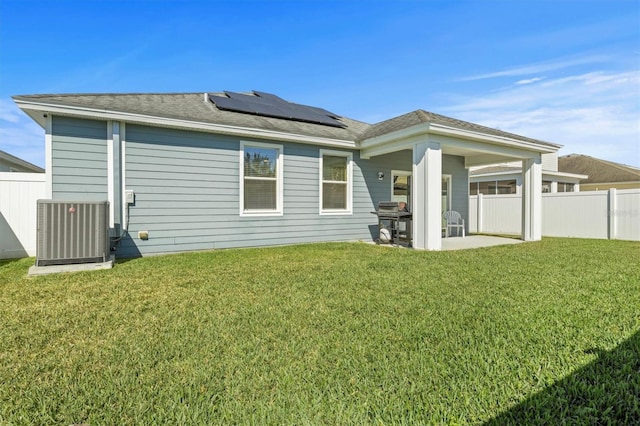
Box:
444, 210, 465, 238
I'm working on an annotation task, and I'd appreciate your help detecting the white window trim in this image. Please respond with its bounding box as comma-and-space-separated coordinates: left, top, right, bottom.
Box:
319, 149, 353, 215
240, 141, 283, 217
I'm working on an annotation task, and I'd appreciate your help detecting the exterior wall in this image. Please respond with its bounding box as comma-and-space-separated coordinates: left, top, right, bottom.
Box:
500, 153, 558, 172
121, 125, 446, 256
469, 189, 639, 241
541, 152, 558, 171
0, 172, 46, 258
444, 154, 469, 224
45, 118, 470, 257
51, 116, 108, 201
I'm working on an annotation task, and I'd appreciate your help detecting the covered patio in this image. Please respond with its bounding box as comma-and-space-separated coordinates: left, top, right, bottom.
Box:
359, 110, 561, 250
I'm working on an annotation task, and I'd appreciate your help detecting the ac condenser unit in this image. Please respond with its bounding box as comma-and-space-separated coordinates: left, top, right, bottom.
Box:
36, 200, 110, 266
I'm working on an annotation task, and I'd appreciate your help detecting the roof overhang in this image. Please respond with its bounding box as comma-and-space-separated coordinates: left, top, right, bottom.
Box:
14, 99, 358, 150
470, 169, 588, 182
359, 122, 560, 166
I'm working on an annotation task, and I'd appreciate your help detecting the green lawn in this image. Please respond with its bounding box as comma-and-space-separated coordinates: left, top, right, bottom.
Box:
1, 239, 639, 425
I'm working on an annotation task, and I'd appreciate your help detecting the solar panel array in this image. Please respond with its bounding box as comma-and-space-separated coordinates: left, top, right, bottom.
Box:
209, 91, 345, 128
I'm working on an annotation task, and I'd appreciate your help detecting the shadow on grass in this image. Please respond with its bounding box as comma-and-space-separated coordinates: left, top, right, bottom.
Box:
0, 257, 31, 267
486, 330, 640, 425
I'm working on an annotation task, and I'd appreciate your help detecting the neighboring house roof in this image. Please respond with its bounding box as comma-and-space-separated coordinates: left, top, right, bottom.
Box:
0, 149, 44, 173
12, 91, 561, 151
558, 154, 640, 185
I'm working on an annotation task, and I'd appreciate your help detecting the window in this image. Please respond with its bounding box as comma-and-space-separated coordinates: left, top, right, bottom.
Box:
557, 182, 574, 192
470, 182, 478, 196
472, 179, 517, 195
320, 150, 352, 214
542, 180, 552, 193
240, 141, 283, 215
496, 179, 517, 194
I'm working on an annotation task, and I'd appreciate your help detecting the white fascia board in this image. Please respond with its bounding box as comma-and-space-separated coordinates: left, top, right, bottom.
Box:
470, 170, 522, 179
428, 123, 560, 153
544, 170, 589, 180
359, 124, 430, 153
14, 100, 357, 150
470, 169, 589, 182
359, 122, 560, 158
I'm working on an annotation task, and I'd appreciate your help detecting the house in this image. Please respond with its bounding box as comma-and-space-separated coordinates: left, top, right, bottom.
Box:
13, 91, 560, 256
469, 153, 587, 194
0, 149, 44, 173
557, 154, 640, 191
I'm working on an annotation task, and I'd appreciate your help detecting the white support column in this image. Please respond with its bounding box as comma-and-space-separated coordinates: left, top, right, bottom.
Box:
550, 181, 558, 193
412, 141, 442, 250
522, 157, 542, 241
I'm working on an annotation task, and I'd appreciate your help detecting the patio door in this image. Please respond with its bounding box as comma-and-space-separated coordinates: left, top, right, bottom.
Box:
391, 171, 411, 209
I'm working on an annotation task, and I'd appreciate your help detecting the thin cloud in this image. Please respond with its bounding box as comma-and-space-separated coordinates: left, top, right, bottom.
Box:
441, 70, 640, 166
0, 100, 45, 167
516, 77, 545, 85
459, 54, 609, 81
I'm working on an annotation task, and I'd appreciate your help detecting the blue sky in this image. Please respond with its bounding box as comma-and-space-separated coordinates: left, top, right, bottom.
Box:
1, 0, 639, 168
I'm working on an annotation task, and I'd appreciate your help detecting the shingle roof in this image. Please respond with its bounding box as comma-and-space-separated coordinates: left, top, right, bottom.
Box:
12, 92, 370, 141
358, 109, 559, 148
0, 149, 44, 173
13, 91, 560, 149
558, 154, 640, 184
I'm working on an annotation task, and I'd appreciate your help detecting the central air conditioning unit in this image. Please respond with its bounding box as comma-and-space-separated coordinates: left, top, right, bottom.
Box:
36, 200, 110, 267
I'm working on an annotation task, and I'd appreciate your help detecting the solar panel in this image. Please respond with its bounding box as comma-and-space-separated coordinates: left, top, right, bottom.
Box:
209, 91, 345, 128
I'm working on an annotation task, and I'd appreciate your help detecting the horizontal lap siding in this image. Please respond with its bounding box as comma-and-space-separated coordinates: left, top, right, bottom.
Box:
120, 125, 398, 256
52, 117, 108, 201
443, 155, 468, 224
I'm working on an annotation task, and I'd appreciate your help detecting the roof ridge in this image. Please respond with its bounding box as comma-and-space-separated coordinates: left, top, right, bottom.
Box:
13, 92, 217, 99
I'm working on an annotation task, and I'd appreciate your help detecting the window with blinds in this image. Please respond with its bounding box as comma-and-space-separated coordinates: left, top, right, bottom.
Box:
320, 150, 352, 214
240, 142, 283, 215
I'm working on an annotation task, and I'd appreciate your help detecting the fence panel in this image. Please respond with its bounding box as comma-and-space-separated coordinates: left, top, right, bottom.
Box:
542, 192, 609, 238
616, 189, 640, 241
483, 194, 521, 234
469, 189, 639, 241
0, 173, 46, 258
469, 196, 478, 233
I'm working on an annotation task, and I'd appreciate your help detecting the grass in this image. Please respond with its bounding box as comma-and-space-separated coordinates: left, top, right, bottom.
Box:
0, 238, 639, 425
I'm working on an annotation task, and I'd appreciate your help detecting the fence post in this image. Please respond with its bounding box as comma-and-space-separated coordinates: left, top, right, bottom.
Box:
608, 188, 617, 240
477, 193, 483, 234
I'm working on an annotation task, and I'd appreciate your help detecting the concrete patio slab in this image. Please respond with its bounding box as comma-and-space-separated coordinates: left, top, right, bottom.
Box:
441, 235, 524, 251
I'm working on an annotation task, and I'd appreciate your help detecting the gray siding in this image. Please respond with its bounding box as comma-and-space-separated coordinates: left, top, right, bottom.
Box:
120, 125, 391, 256
51, 116, 108, 201
44, 119, 469, 256
443, 154, 469, 227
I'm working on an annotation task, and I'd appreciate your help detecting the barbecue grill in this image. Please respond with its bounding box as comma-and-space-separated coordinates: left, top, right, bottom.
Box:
373, 201, 412, 245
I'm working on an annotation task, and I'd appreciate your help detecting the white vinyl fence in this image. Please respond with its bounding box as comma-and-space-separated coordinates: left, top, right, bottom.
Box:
0, 173, 46, 259
469, 188, 640, 241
